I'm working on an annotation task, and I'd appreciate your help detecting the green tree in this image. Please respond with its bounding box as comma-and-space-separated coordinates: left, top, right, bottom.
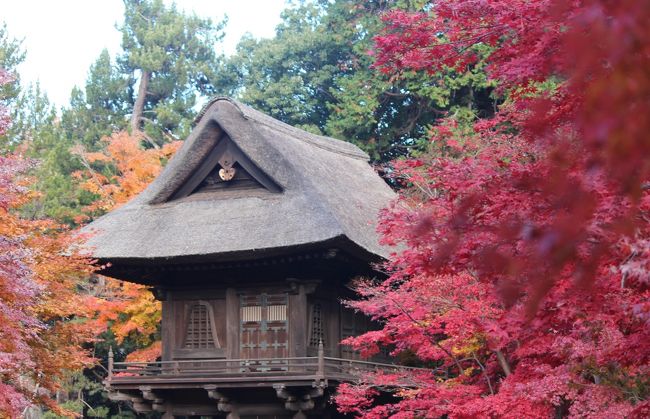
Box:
60, 49, 131, 151
0, 22, 24, 99
119, 0, 226, 145
214, 0, 495, 161
0, 21, 26, 150
214, 3, 343, 134
8, 0, 228, 225
13, 85, 95, 223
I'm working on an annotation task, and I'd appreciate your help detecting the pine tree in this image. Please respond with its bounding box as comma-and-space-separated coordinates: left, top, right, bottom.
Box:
60, 49, 131, 151
119, 0, 226, 145
0, 21, 26, 150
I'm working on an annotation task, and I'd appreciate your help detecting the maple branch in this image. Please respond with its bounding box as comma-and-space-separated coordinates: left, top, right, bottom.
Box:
383, 294, 466, 375
620, 249, 637, 289
495, 349, 511, 377
472, 352, 494, 395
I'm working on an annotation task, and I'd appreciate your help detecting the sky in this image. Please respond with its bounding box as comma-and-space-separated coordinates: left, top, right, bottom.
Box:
1, 0, 287, 108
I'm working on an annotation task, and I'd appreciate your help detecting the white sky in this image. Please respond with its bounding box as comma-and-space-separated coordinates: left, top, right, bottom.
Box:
1, 0, 287, 107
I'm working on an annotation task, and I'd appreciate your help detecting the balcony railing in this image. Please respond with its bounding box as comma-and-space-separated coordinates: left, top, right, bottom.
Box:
107, 343, 426, 384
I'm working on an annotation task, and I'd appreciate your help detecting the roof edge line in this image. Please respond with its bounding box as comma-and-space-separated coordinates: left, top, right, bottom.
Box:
94, 235, 386, 269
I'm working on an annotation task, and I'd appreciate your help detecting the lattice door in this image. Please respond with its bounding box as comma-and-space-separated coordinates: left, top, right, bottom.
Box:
240, 293, 288, 361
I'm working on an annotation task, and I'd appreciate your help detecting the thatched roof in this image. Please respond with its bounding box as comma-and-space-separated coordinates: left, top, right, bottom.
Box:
81, 98, 396, 264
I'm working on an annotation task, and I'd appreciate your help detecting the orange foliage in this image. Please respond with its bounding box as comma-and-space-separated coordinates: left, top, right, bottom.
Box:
73, 131, 180, 219
88, 279, 162, 350
126, 341, 162, 363
75, 132, 180, 361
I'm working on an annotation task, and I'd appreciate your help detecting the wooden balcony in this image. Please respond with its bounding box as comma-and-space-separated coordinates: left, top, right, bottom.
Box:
104, 344, 426, 417
108, 356, 418, 386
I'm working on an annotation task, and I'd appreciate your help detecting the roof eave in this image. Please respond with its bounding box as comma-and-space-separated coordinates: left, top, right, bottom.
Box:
94, 235, 389, 280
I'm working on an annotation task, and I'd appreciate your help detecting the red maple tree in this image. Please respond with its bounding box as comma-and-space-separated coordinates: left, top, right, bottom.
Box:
336, 1, 650, 417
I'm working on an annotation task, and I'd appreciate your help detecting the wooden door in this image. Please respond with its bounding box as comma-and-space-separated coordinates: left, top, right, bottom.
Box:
240, 292, 288, 360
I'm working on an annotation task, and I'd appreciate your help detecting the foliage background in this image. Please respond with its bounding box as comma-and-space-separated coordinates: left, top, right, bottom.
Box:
1, 0, 648, 417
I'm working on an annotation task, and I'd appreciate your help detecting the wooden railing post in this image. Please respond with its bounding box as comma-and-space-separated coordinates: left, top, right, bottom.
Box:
108, 346, 114, 380
317, 339, 325, 377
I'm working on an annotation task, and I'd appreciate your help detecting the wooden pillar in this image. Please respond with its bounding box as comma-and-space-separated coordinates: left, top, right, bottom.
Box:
317, 339, 325, 377
289, 284, 307, 357
226, 287, 239, 359
328, 299, 341, 357
161, 297, 173, 362
107, 346, 114, 379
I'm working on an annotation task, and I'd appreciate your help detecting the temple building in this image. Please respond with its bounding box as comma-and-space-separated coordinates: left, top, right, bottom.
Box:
82, 98, 399, 418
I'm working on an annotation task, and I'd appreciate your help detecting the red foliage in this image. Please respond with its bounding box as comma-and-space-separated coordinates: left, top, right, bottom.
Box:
337, 1, 650, 417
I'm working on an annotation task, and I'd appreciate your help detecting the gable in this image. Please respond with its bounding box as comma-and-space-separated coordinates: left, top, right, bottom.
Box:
169, 133, 282, 201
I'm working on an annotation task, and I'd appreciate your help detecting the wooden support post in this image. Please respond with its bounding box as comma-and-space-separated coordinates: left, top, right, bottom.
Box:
289, 283, 307, 357
160, 296, 173, 362
108, 346, 114, 380
317, 339, 325, 377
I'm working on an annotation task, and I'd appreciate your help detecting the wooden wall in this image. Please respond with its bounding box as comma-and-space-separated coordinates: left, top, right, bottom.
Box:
159, 276, 378, 362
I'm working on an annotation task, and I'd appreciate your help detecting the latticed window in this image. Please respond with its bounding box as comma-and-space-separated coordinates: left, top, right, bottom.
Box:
309, 302, 324, 347
184, 302, 220, 349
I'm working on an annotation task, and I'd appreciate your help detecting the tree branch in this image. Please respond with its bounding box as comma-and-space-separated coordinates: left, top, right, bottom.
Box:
495, 349, 511, 376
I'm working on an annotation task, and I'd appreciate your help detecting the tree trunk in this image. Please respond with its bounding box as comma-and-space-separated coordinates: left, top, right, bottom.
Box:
131, 69, 150, 135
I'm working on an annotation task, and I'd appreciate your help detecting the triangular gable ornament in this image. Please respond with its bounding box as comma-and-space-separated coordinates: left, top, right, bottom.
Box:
170, 134, 282, 200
